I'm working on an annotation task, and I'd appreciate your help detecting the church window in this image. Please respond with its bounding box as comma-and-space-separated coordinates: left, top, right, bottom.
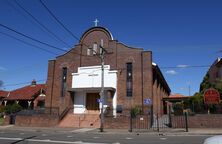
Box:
126, 63, 133, 97
61, 67, 67, 97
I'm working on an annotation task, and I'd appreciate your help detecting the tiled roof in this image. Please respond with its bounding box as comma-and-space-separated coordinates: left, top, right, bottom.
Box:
168, 93, 190, 99
0, 90, 9, 98
4, 84, 46, 101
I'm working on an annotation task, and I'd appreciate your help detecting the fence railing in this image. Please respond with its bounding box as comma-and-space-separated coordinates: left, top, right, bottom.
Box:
17, 107, 59, 116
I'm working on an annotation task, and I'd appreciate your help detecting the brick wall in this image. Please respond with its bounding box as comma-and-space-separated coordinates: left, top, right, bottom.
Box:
172, 114, 222, 128
15, 115, 59, 127
104, 115, 129, 129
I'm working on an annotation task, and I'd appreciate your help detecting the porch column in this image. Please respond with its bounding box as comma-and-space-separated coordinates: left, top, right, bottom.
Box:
4, 100, 7, 106
28, 101, 32, 108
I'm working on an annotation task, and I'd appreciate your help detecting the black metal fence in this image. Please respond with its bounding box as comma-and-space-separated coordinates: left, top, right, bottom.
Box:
105, 107, 188, 132
17, 107, 59, 116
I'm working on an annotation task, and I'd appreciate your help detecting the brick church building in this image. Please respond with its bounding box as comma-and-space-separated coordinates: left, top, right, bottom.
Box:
45, 26, 171, 128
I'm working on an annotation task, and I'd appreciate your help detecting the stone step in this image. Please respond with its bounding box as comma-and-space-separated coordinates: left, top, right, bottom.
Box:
58, 113, 100, 128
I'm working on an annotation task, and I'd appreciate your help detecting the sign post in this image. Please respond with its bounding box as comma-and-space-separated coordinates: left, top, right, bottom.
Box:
204, 88, 220, 114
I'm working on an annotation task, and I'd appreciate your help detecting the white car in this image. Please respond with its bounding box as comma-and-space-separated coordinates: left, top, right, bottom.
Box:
204, 135, 222, 144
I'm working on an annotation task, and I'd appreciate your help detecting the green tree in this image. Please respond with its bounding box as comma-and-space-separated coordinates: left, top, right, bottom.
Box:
199, 73, 212, 93
4, 103, 23, 114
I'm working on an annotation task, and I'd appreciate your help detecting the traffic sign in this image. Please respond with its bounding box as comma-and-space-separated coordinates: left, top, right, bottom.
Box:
144, 98, 152, 105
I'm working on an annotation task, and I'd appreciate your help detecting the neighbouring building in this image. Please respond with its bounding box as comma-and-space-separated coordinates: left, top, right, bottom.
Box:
207, 58, 222, 84
45, 26, 171, 128
0, 90, 9, 105
3, 80, 46, 109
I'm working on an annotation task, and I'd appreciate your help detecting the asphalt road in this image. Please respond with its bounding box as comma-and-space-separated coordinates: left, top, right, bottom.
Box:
0, 128, 211, 144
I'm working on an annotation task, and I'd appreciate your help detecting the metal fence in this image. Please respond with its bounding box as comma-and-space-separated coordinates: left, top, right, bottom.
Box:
105, 107, 188, 132
17, 107, 59, 116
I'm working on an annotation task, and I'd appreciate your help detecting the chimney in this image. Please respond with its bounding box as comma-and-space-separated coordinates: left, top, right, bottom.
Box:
31, 79, 37, 86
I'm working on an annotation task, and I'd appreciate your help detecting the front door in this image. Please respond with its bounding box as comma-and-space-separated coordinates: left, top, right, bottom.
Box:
86, 93, 100, 110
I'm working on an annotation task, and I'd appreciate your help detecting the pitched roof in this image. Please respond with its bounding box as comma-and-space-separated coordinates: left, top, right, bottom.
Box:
0, 90, 9, 98
4, 84, 46, 101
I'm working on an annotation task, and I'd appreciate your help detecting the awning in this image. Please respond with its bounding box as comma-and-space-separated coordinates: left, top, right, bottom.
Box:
68, 87, 116, 92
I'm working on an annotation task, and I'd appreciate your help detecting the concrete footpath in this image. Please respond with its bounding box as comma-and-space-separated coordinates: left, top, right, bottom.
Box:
0, 125, 222, 136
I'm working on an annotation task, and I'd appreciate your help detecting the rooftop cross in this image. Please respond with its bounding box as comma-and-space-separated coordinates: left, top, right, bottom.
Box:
94, 19, 99, 27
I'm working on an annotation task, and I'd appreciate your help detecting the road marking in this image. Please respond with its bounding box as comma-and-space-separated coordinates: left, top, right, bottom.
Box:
42, 134, 47, 136
19, 133, 24, 135
93, 136, 100, 139
0, 137, 22, 141
160, 137, 167, 140
27, 139, 107, 144
126, 137, 133, 140
0, 137, 107, 144
71, 128, 96, 133
67, 135, 73, 138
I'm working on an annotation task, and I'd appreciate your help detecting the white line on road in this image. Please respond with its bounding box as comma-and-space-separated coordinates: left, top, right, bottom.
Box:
0, 137, 22, 140
0, 137, 107, 144
71, 128, 96, 133
160, 137, 167, 140
125, 137, 133, 140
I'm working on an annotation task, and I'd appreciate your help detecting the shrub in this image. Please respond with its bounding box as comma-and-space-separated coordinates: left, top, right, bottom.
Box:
173, 102, 184, 115
130, 106, 142, 118
4, 103, 23, 114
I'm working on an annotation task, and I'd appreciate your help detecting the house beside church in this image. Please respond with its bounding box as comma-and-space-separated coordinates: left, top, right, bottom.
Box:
3, 80, 46, 109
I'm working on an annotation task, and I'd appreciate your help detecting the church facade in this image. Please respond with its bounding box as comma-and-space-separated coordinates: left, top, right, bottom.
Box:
45, 26, 170, 127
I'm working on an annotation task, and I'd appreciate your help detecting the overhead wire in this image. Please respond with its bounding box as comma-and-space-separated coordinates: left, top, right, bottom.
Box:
39, 0, 80, 42
0, 23, 67, 52
0, 31, 58, 55
13, 0, 72, 48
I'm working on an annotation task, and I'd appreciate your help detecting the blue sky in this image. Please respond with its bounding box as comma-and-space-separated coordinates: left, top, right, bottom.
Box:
0, 0, 222, 96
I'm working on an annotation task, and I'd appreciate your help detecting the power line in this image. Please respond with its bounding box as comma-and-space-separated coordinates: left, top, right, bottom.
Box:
3, 79, 46, 87
0, 23, 67, 52
39, 0, 80, 42
0, 31, 58, 55
0, 23, 95, 57
13, 0, 71, 48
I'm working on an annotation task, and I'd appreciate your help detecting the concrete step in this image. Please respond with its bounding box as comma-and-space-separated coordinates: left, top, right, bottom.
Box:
58, 113, 100, 128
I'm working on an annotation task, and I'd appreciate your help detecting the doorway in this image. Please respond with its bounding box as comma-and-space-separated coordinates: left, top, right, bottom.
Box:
86, 93, 100, 110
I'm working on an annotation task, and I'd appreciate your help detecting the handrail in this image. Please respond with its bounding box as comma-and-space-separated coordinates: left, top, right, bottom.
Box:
59, 106, 73, 120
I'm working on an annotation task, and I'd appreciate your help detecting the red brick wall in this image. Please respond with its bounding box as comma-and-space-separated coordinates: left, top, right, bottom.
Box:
104, 115, 129, 129
172, 114, 222, 128
15, 115, 59, 127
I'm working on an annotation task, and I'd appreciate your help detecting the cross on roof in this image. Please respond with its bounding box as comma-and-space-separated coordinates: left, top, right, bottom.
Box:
94, 19, 99, 27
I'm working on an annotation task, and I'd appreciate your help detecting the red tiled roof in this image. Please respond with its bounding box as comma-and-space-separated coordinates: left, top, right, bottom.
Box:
168, 93, 190, 99
4, 84, 46, 101
0, 90, 9, 98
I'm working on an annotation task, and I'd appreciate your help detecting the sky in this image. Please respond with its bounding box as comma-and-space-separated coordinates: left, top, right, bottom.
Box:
0, 0, 222, 96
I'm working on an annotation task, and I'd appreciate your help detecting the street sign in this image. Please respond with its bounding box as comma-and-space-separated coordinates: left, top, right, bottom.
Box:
204, 88, 220, 104
97, 99, 102, 103
144, 98, 152, 105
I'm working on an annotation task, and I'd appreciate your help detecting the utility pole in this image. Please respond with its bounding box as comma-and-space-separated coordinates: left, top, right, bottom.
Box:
100, 45, 105, 132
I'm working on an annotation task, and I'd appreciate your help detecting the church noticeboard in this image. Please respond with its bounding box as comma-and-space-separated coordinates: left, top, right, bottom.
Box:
204, 88, 220, 104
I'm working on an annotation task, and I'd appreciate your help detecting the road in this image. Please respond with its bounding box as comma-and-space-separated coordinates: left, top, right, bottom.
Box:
0, 128, 211, 144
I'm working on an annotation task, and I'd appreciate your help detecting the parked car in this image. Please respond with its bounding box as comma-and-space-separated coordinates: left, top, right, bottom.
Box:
204, 135, 222, 144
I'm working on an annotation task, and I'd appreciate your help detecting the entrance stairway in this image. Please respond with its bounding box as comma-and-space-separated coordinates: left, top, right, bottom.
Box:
58, 111, 100, 128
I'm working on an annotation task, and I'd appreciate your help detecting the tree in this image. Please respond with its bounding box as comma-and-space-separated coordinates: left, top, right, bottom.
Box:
199, 73, 212, 93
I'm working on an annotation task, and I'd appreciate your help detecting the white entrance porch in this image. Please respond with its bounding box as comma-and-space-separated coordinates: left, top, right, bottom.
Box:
70, 65, 117, 116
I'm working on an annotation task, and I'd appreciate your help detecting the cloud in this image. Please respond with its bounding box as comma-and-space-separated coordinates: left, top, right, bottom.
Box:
177, 65, 189, 68
166, 70, 178, 75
